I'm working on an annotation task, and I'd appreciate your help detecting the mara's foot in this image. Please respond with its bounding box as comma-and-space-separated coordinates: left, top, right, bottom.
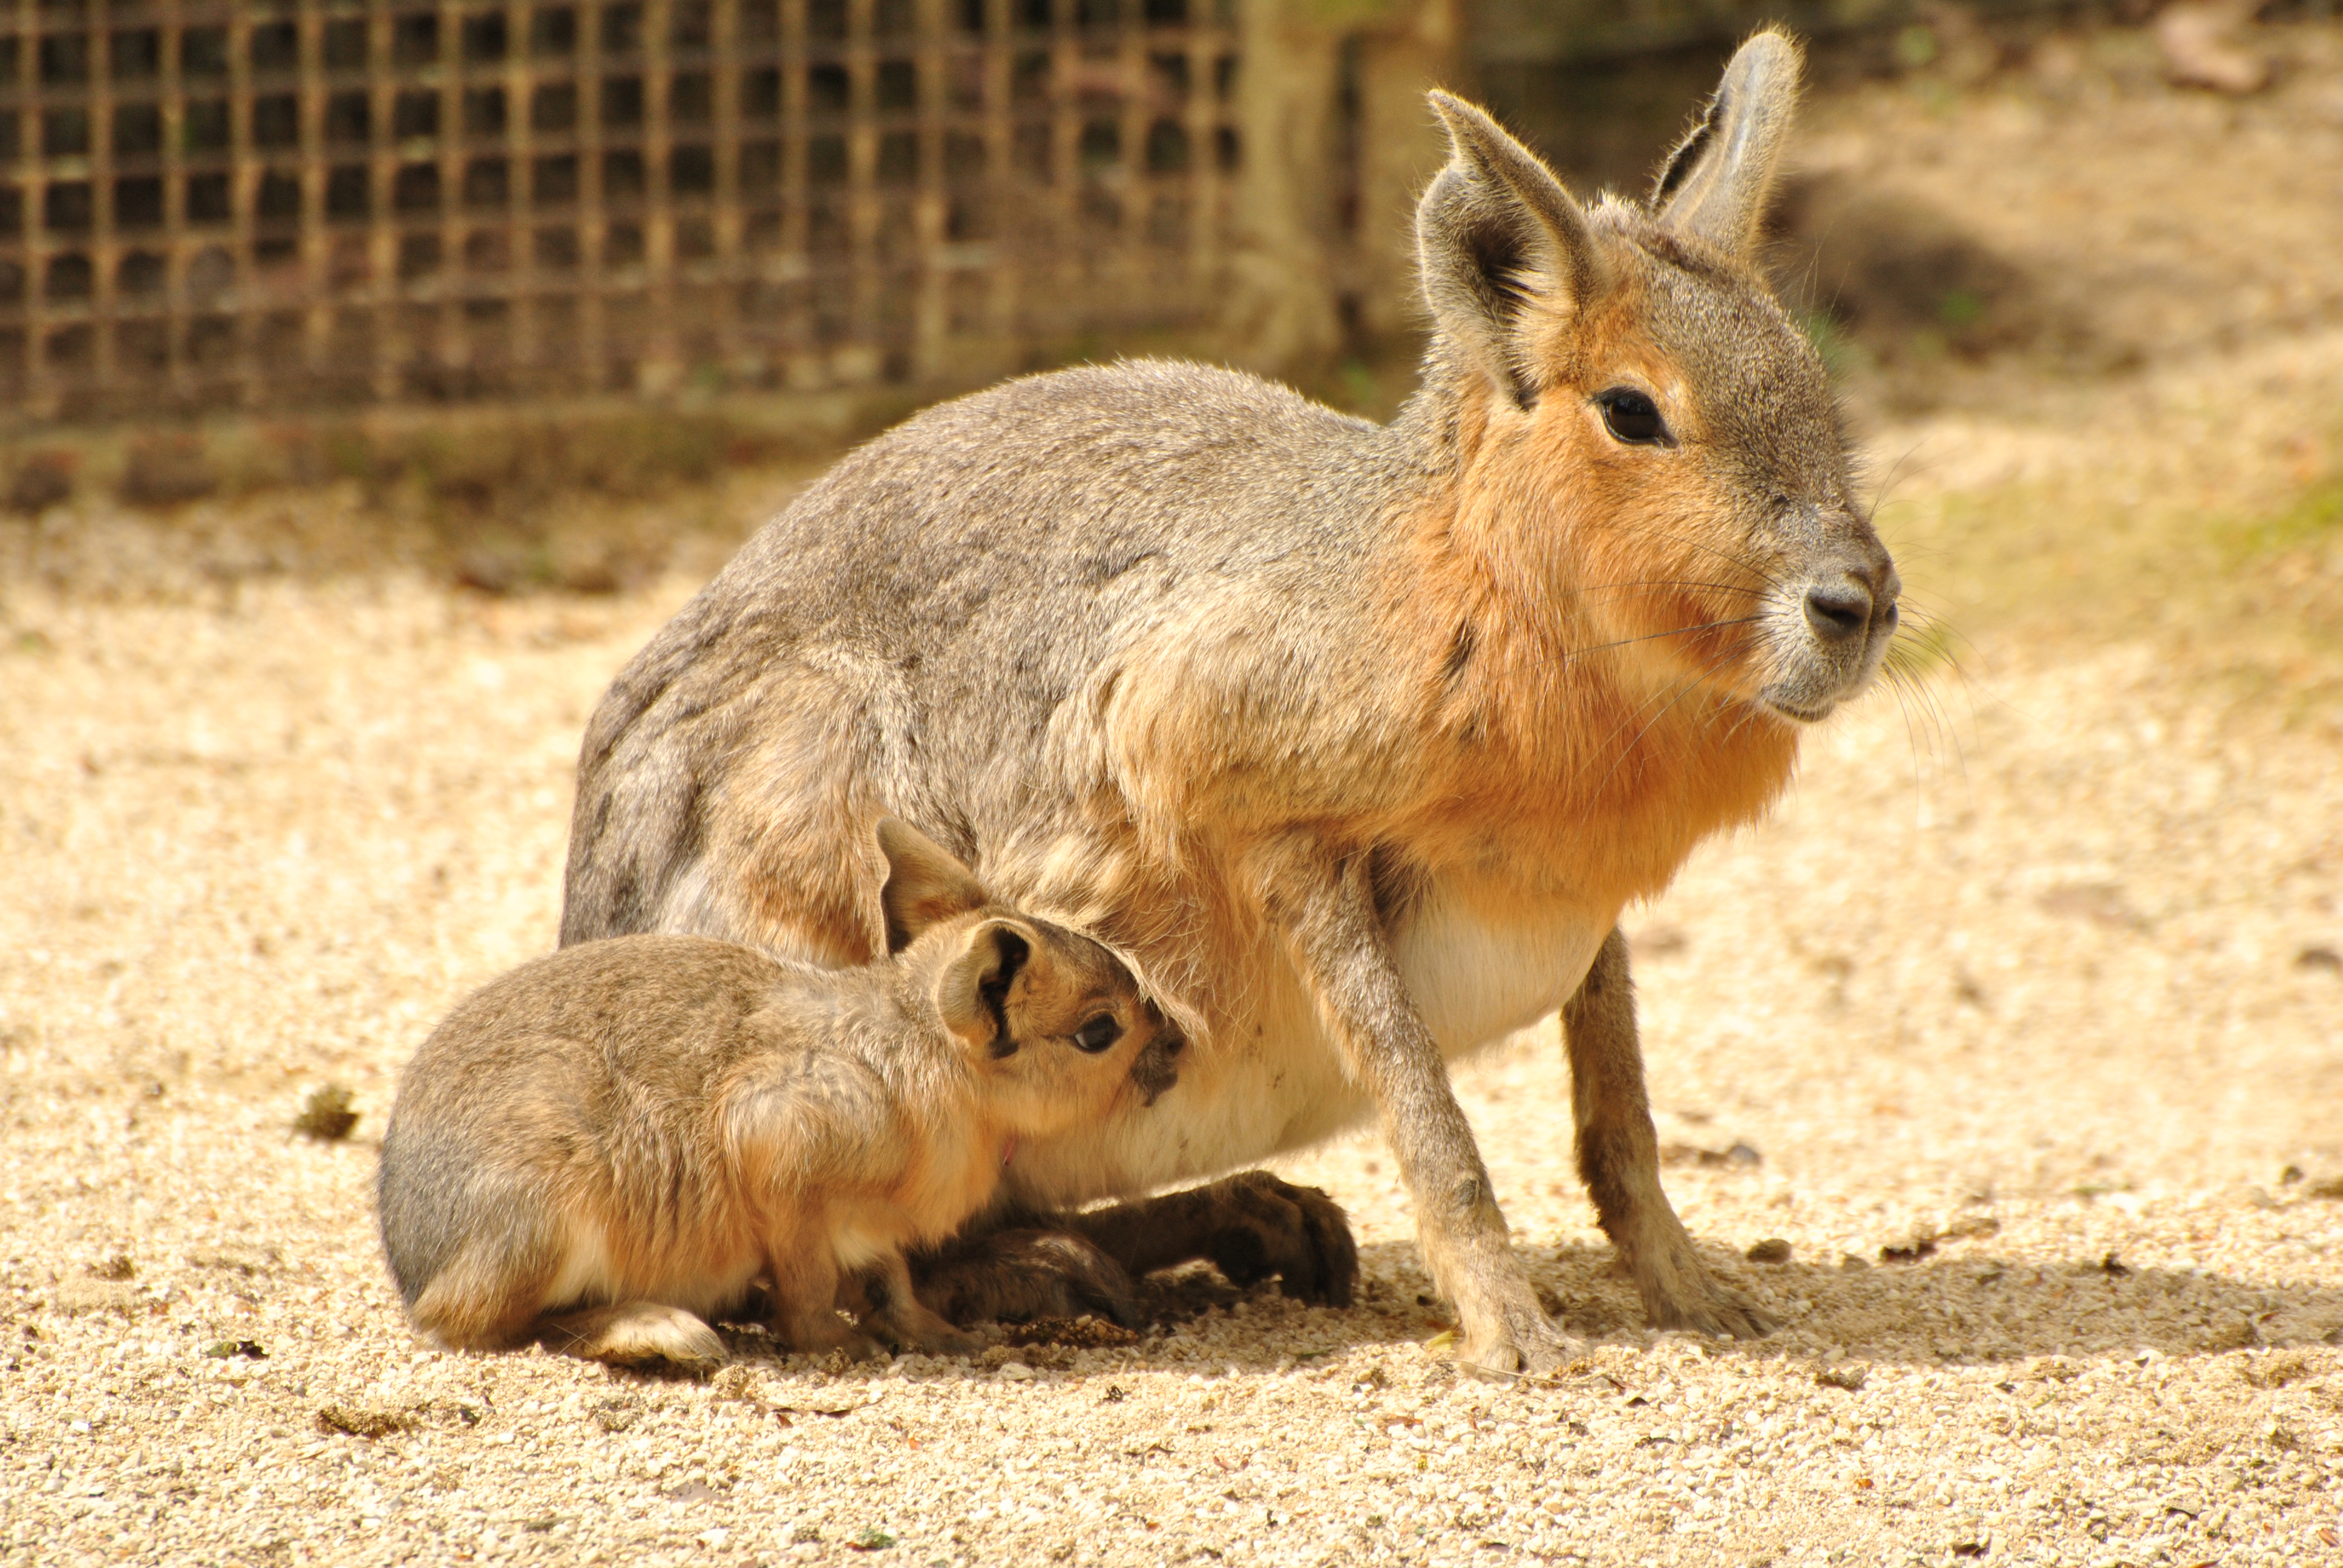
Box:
1627, 1223, 1777, 1339
782, 1313, 891, 1362
1068, 1171, 1360, 1307
911, 1229, 1142, 1329
1444, 1267, 1580, 1376
878, 1315, 985, 1357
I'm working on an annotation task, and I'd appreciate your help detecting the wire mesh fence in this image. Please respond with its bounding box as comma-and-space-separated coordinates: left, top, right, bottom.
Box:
0, 0, 1248, 419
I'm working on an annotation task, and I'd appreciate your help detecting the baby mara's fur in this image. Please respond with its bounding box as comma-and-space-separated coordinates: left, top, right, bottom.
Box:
378, 820, 1182, 1371
560, 33, 1901, 1373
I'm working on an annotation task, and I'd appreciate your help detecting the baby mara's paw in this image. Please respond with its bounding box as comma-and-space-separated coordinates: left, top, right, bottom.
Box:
546, 1302, 729, 1376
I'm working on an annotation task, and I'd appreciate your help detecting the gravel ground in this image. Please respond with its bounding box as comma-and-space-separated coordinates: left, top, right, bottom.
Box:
4, 491, 2339, 1568
7, 45, 2343, 1568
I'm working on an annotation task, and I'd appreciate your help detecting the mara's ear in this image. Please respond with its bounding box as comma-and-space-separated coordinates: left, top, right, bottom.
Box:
1650, 28, 1803, 258
1418, 91, 1611, 409
932, 918, 1034, 1056
876, 817, 989, 954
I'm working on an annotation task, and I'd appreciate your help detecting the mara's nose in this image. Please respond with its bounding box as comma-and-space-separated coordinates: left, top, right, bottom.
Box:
1799, 555, 1893, 642
1803, 580, 1872, 642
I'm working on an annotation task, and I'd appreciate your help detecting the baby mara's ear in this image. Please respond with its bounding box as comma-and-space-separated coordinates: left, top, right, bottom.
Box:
876, 816, 989, 955
1418, 91, 1611, 411
1650, 28, 1803, 259
1129, 1010, 1184, 1108
932, 918, 1034, 1057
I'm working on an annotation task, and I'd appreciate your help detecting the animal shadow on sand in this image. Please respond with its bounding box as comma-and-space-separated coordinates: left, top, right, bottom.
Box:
670, 1236, 2340, 1381
1332, 1240, 2343, 1368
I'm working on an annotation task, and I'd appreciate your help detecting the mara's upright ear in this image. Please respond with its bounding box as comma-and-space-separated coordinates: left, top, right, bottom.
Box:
876, 817, 989, 954
932, 919, 1034, 1056
1650, 28, 1803, 258
1418, 91, 1611, 408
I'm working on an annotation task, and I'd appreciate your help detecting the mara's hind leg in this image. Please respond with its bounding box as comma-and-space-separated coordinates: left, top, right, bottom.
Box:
536, 1302, 728, 1374
407, 1230, 730, 1373
1064, 1172, 1358, 1307
406, 1234, 560, 1353
909, 1172, 1357, 1330
911, 1226, 1142, 1329
1562, 928, 1774, 1338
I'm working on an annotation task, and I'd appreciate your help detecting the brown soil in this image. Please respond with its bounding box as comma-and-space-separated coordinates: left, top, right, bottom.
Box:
4, 25, 2341, 1568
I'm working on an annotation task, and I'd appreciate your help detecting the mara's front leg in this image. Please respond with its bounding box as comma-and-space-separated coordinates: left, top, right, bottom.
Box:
1562, 928, 1774, 1338
1261, 838, 1567, 1374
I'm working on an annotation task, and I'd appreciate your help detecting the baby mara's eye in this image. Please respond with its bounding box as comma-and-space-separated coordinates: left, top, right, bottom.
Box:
1070, 1014, 1123, 1054
1594, 387, 1670, 447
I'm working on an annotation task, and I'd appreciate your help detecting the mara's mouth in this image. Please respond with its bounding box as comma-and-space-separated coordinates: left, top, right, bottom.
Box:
1759, 691, 1839, 725
1752, 585, 1895, 725
1760, 648, 1887, 724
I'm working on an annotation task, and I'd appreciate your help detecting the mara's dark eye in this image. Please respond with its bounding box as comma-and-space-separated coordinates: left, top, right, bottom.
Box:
1595, 387, 1669, 446
1071, 1014, 1122, 1054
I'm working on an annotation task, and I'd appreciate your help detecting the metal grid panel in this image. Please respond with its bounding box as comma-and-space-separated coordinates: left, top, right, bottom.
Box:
0, 0, 1244, 416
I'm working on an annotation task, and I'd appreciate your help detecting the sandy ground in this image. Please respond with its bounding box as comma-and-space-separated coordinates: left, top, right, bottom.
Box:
7, 30, 2343, 1568
7, 531, 2341, 1568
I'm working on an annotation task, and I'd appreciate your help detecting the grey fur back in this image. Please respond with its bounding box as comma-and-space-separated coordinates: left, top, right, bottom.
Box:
564, 360, 1425, 948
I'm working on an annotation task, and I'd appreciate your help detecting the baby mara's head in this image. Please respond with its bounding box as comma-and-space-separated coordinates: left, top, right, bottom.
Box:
876, 817, 1182, 1134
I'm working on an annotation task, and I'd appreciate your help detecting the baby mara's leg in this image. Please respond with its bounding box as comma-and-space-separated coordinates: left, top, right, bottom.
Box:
855, 1252, 981, 1356
405, 1233, 554, 1353
539, 1302, 729, 1374
407, 1223, 730, 1374
767, 1220, 888, 1361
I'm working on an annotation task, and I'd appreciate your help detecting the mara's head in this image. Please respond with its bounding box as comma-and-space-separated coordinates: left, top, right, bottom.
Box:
874, 818, 1183, 1131
1418, 31, 1898, 727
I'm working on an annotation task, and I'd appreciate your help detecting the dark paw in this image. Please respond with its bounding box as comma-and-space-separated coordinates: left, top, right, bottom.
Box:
1636, 1259, 1779, 1340
910, 1229, 1142, 1330
1197, 1172, 1358, 1307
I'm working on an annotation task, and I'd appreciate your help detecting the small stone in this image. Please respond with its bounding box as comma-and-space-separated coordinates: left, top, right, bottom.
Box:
1745, 1238, 1794, 1264
712, 1364, 765, 1403
315, 1405, 419, 1439
292, 1085, 359, 1142
997, 1361, 1036, 1382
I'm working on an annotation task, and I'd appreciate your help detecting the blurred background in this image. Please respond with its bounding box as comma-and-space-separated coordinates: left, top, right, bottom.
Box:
0, 0, 2327, 701
0, 0, 2333, 635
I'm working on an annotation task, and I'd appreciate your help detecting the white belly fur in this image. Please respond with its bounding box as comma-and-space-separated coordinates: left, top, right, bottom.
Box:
1395, 883, 1611, 1060
1003, 881, 1612, 1206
